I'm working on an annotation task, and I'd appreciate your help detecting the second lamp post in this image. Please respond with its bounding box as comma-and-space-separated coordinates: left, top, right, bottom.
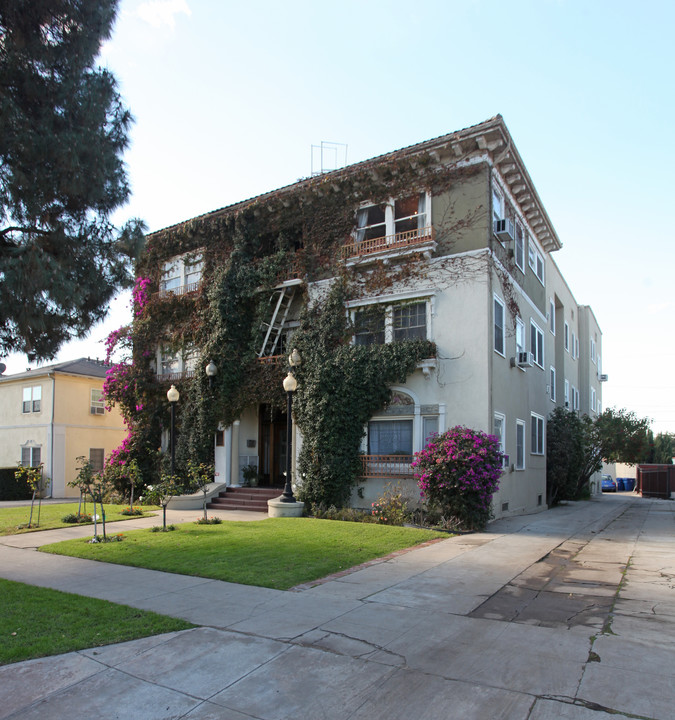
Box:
281, 348, 301, 502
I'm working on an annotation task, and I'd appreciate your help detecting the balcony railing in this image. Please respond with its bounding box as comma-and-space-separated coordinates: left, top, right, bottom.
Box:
359, 455, 414, 479
157, 282, 201, 299
256, 355, 284, 366
342, 226, 435, 260
155, 370, 196, 383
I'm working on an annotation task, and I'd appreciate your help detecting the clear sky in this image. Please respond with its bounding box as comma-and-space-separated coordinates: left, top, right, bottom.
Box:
3, 0, 674, 434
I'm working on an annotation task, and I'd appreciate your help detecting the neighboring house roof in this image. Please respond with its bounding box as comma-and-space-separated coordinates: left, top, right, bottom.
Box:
149, 114, 562, 253
0, 358, 111, 383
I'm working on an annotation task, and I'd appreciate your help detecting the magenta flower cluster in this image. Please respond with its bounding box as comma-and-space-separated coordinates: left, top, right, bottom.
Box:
412, 426, 503, 528
132, 276, 151, 317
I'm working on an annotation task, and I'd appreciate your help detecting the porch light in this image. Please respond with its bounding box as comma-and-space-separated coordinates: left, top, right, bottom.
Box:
283, 372, 297, 393
205, 360, 217, 389
288, 348, 301, 367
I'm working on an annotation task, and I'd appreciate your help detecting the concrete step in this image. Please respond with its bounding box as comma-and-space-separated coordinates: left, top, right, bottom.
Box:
207, 487, 282, 513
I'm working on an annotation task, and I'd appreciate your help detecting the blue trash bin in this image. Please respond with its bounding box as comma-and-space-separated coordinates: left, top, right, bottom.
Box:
616, 478, 625, 491
623, 478, 635, 492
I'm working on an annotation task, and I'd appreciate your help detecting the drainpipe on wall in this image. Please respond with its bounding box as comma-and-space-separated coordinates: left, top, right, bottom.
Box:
48, 372, 55, 498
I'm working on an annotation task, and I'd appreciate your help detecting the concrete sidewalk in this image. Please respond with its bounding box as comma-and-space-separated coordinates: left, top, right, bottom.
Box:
1, 494, 674, 719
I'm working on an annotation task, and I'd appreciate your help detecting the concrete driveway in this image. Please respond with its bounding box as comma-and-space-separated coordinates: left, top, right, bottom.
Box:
0, 494, 673, 719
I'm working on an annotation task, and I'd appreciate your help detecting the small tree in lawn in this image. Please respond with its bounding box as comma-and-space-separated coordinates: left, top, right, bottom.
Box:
69, 456, 112, 541
187, 460, 215, 521
14, 463, 48, 528
412, 426, 503, 531
146, 474, 185, 531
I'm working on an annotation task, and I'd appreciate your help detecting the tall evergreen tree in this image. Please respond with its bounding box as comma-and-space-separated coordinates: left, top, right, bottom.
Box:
0, 0, 144, 360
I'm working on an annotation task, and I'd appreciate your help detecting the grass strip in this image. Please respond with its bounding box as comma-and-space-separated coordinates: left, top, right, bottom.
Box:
40, 518, 439, 590
0, 578, 194, 666
0, 503, 159, 536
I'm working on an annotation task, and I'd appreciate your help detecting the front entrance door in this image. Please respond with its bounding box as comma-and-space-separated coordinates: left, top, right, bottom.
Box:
259, 404, 287, 487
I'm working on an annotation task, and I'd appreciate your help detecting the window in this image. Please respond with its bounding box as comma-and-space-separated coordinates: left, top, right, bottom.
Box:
550, 367, 556, 402
89, 448, 104, 472
564, 322, 569, 352
492, 185, 504, 225
355, 194, 428, 243
549, 299, 555, 335
531, 414, 544, 455
22, 385, 41, 413
423, 416, 439, 445
574, 335, 579, 359
354, 307, 385, 346
21, 446, 41, 467
516, 420, 525, 470
90, 389, 105, 415
514, 221, 525, 271
368, 419, 413, 456
530, 320, 544, 368
493, 413, 505, 453
494, 296, 505, 356
591, 386, 597, 413
352, 298, 430, 345
515, 317, 525, 355
564, 379, 570, 407
528, 240, 544, 284
393, 302, 426, 341
158, 346, 197, 378
160, 348, 181, 375
572, 385, 579, 411
160, 253, 203, 295
591, 338, 596, 364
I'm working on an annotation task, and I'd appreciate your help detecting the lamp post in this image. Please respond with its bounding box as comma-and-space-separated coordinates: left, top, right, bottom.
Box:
205, 360, 217, 389
167, 384, 180, 476
280, 348, 301, 503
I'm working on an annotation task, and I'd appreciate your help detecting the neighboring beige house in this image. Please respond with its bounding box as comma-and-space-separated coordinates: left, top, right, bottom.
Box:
0, 358, 126, 497
145, 115, 604, 519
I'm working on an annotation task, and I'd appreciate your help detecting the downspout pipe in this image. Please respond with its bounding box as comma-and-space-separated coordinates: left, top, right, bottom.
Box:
48, 372, 55, 498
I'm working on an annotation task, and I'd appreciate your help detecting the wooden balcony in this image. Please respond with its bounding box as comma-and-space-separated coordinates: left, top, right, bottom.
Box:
342, 226, 435, 261
157, 282, 201, 299
359, 455, 414, 479
256, 355, 284, 366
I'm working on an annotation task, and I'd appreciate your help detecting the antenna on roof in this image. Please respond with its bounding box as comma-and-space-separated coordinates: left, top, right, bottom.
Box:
311, 141, 348, 176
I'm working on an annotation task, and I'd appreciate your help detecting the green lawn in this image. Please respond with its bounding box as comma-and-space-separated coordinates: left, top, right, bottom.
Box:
0, 578, 194, 666
0, 503, 159, 536
41, 518, 440, 589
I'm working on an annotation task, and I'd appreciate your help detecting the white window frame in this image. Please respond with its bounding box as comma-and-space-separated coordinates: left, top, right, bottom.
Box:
549, 299, 555, 335
572, 385, 579, 411
564, 322, 569, 352
591, 338, 597, 364
492, 185, 504, 225
564, 379, 570, 407
493, 412, 506, 454
530, 320, 544, 369
591, 386, 597, 413
515, 317, 525, 356
355, 192, 430, 244
515, 419, 526, 470
90, 389, 105, 415
528, 238, 545, 285
160, 252, 203, 295
574, 335, 579, 359
349, 293, 433, 346
493, 295, 505, 357
21, 445, 42, 467
157, 346, 198, 377
550, 366, 556, 402
22, 385, 42, 414
531, 413, 545, 455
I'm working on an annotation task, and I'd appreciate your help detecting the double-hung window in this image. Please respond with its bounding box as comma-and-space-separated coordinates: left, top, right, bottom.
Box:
90, 389, 105, 415
493, 413, 505, 454
550, 367, 556, 402
530, 320, 544, 368
528, 240, 545, 285
531, 413, 544, 455
549, 300, 556, 335
591, 386, 597, 413
494, 296, 505, 356
591, 338, 597, 364
22, 386, 41, 413
368, 419, 413, 456
160, 253, 203, 295
515, 317, 525, 355
564, 322, 569, 352
564, 379, 570, 407
393, 302, 426, 341
515, 420, 525, 470
354, 306, 386, 346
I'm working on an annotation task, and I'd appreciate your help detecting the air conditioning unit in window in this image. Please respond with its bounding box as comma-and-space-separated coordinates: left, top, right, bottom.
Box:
493, 218, 515, 243
516, 351, 534, 368
90, 406, 105, 415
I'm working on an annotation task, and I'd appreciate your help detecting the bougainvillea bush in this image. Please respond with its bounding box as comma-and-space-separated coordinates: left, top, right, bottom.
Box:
412, 426, 503, 531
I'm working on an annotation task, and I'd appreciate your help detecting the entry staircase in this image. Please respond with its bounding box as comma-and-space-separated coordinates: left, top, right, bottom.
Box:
207, 487, 281, 513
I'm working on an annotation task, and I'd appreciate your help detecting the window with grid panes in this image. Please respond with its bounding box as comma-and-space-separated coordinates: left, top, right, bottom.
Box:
393, 302, 426, 341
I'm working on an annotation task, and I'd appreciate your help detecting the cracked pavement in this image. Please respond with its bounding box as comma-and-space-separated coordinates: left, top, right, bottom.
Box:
1, 494, 674, 719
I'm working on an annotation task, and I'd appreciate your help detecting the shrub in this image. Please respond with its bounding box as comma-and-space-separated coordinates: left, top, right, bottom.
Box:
370, 482, 411, 526
311, 505, 374, 523
120, 507, 143, 516
62, 513, 93, 524
195, 516, 222, 525
412, 426, 503, 531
